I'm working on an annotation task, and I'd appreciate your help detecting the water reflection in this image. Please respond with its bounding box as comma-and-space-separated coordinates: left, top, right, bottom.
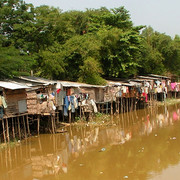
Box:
0, 104, 180, 180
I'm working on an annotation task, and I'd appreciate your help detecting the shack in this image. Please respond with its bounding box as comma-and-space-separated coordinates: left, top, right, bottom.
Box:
56, 81, 106, 121
11, 76, 57, 115
0, 81, 29, 118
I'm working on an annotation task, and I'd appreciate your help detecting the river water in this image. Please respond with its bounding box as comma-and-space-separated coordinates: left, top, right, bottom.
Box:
0, 103, 180, 180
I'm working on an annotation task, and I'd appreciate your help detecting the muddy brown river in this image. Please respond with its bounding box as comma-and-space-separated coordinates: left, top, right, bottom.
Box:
0, 103, 180, 180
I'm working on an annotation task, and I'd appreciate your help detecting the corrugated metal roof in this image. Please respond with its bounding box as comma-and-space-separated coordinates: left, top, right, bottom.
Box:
148, 74, 170, 79
137, 76, 159, 80
17, 76, 56, 85
106, 80, 135, 87
129, 81, 142, 86
0, 81, 29, 90
59, 81, 106, 88
106, 81, 122, 86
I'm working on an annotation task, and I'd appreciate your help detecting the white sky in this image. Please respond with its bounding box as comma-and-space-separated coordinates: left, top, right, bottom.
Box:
24, 0, 180, 38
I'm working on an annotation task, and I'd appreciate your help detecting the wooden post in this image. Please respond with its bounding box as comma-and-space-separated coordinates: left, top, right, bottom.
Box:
127, 98, 129, 112
80, 103, 82, 119
102, 103, 105, 114
106, 102, 108, 114
111, 100, 113, 115
69, 110, 71, 123
53, 114, 56, 133
2, 118, 6, 143
115, 99, 118, 114
23, 116, 27, 139
121, 97, 123, 113
37, 115, 40, 135
26, 115, 30, 136
57, 111, 59, 123
51, 115, 55, 134
6, 118, 10, 143
117, 98, 120, 114
12, 117, 15, 140
17, 116, 21, 140
98, 104, 100, 113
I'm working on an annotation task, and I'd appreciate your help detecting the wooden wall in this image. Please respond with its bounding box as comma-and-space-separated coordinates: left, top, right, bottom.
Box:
4, 89, 27, 116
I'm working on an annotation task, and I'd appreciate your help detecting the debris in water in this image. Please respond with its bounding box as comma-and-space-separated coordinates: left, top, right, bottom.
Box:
99, 148, 106, 152
124, 176, 128, 179
100, 171, 103, 174
170, 137, 177, 140
155, 134, 157, 137
79, 164, 84, 167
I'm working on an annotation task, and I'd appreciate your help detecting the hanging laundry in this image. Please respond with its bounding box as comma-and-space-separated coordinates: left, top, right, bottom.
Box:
64, 96, 69, 116
56, 89, 61, 94
70, 96, 75, 113
0, 107, 3, 119
73, 96, 78, 109
171, 83, 176, 91
142, 93, 148, 103
1, 96, 7, 108
90, 99, 98, 113
0, 96, 2, 107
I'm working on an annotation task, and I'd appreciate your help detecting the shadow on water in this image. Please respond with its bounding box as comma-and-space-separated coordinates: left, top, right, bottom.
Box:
0, 103, 180, 180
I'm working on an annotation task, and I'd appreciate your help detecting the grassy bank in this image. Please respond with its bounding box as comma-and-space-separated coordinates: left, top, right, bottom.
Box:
157, 98, 180, 106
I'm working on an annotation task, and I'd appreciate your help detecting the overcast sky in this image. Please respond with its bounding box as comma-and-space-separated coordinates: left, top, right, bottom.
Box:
24, 0, 180, 38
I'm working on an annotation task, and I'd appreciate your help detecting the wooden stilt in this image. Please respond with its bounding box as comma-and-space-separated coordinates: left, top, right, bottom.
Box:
117, 98, 120, 114
69, 110, 71, 123
53, 114, 56, 133
37, 115, 40, 135
123, 98, 125, 113
98, 104, 100, 113
23, 116, 27, 139
121, 97, 123, 113
102, 103, 105, 114
26, 115, 30, 136
80, 104, 82, 119
6, 118, 10, 143
127, 98, 129, 112
12, 117, 15, 140
51, 116, 55, 134
57, 111, 59, 123
17, 116, 21, 140
2, 118, 6, 143
115, 99, 118, 114
111, 100, 113, 115
106, 102, 108, 114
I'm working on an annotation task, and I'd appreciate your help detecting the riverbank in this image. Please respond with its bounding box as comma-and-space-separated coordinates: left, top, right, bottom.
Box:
157, 98, 180, 106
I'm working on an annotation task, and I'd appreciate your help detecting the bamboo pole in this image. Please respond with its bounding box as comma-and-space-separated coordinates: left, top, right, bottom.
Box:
54, 114, 56, 133
69, 110, 71, 123
12, 117, 15, 140
111, 100, 113, 115
121, 97, 123, 113
117, 97, 119, 114
6, 118, 10, 143
26, 115, 30, 136
23, 116, 27, 139
17, 116, 21, 140
2, 118, 6, 143
51, 115, 55, 134
37, 115, 40, 135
